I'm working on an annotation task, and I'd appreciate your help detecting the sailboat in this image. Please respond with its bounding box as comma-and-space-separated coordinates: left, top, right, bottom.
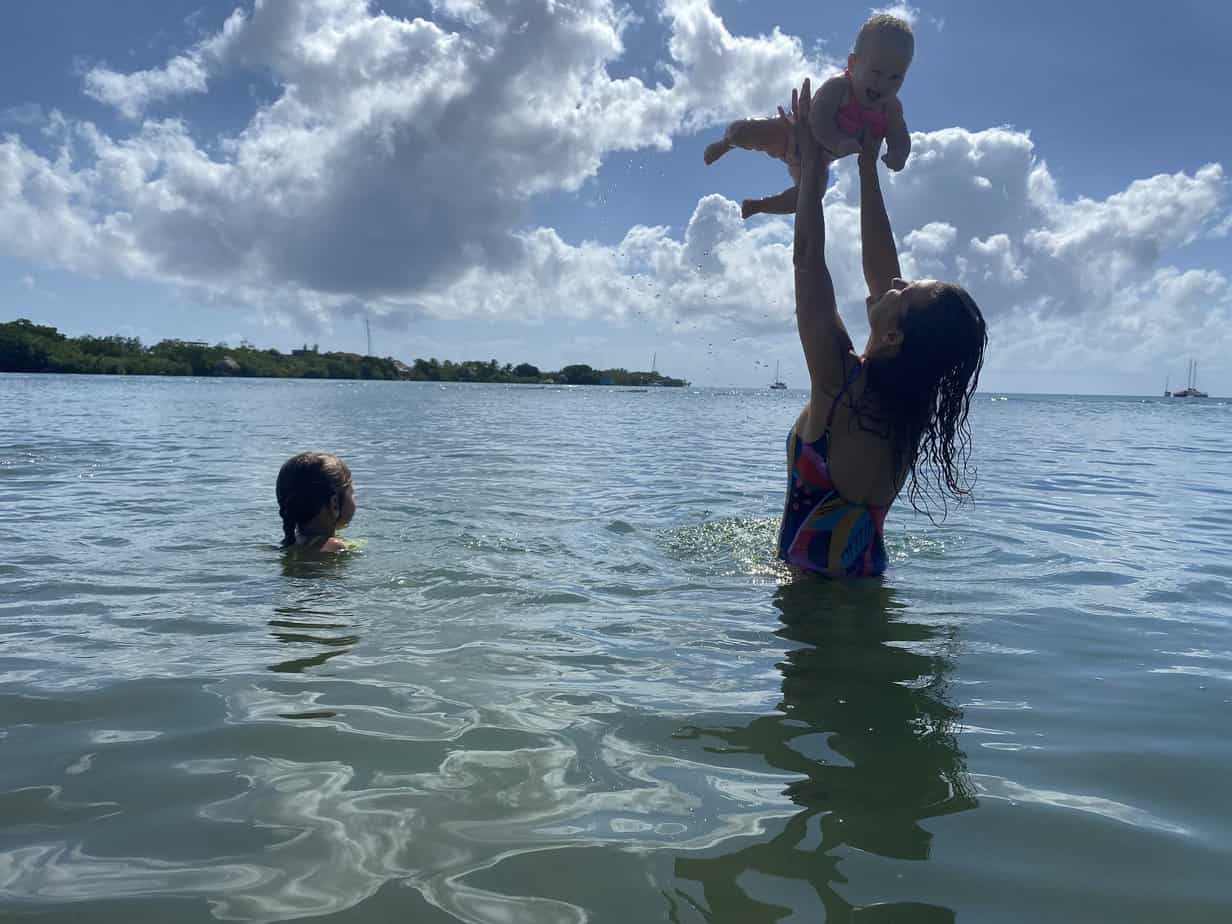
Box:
1171, 359, 1208, 398
649, 351, 667, 386
769, 361, 787, 390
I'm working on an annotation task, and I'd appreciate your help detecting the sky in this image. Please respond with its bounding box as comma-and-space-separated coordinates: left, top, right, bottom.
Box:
1, 0, 1229, 394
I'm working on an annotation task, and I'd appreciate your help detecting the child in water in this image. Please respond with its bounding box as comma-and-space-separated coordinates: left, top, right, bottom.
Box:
703, 13, 913, 219
276, 452, 356, 552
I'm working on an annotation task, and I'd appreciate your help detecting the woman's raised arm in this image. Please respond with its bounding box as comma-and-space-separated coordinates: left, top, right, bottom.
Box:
790, 80, 853, 396
858, 132, 903, 306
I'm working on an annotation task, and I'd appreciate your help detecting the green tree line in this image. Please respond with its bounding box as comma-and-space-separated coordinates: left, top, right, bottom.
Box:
0, 319, 687, 386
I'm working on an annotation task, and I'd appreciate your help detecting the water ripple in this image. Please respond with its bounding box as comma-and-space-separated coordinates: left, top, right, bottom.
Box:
2, 379, 1230, 922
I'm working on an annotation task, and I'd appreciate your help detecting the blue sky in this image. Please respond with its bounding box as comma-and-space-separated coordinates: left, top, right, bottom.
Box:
1, 0, 1228, 393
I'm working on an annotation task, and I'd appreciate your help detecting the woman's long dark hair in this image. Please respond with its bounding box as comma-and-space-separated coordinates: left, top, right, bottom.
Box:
275, 452, 352, 547
862, 283, 988, 520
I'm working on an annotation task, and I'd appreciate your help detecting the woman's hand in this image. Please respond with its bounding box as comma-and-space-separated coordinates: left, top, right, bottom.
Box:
777, 78, 817, 166
858, 127, 884, 169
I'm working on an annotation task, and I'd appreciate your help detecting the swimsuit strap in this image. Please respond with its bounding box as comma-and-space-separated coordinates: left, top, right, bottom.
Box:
838, 72, 890, 137
839, 73, 860, 119
823, 361, 863, 438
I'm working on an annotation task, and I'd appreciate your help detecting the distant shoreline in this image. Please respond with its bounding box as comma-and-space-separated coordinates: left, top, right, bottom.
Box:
0, 319, 688, 387
0, 371, 690, 388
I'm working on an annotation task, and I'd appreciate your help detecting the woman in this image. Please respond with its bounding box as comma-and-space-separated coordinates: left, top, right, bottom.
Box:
777, 79, 987, 578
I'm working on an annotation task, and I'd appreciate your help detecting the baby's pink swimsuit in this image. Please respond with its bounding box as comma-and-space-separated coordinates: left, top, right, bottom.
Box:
836, 72, 889, 137
785, 72, 888, 181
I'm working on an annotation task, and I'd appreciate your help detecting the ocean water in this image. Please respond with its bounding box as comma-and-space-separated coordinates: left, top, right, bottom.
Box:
1, 373, 1230, 923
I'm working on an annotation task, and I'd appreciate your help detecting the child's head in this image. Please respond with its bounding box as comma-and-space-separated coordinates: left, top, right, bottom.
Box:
276, 452, 355, 547
848, 14, 914, 108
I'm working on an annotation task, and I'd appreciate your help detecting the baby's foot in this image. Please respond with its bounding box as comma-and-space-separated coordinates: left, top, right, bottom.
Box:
741, 199, 760, 220
704, 138, 731, 165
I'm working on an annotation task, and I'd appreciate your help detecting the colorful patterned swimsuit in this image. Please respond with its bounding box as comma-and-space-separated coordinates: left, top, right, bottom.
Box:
776, 365, 890, 577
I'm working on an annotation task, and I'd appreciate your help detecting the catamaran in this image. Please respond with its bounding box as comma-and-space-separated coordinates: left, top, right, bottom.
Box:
1170, 359, 1208, 398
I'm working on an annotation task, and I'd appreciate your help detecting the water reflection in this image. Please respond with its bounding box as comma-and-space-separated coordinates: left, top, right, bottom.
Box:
673, 580, 975, 922
268, 560, 360, 675
277, 544, 358, 578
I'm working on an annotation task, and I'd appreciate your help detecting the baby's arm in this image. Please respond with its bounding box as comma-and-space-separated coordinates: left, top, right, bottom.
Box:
809, 75, 861, 159
882, 99, 911, 172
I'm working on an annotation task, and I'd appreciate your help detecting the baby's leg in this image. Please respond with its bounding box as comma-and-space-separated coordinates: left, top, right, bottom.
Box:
742, 186, 798, 219
727, 117, 791, 159
705, 117, 789, 165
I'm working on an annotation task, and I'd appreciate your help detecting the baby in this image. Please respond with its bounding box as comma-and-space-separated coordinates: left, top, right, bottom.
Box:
276, 451, 356, 552
704, 14, 913, 219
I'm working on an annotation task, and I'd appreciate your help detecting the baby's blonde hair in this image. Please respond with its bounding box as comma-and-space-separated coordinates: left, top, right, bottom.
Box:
855, 13, 915, 57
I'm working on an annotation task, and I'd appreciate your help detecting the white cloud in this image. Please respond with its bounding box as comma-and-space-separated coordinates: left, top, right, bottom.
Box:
0, 0, 1229, 384
870, 2, 948, 35
0, 103, 46, 126
0, 0, 825, 318
661, 0, 837, 131
965, 233, 1027, 286
1026, 164, 1226, 289
406, 194, 800, 337
84, 53, 212, 119
904, 222, 957, 254
428, 0, 491, 23
901, 221, 956, 279
871, 4, 922, 26
409, 125, 1230, 378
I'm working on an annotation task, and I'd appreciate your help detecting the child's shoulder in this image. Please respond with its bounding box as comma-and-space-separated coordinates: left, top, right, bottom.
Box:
813, 73, 851, 107
818, 73, 849, 93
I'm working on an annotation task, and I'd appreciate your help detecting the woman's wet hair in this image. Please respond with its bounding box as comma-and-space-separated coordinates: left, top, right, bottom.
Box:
862, 283, 988, 520
275, 452, 352, 547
